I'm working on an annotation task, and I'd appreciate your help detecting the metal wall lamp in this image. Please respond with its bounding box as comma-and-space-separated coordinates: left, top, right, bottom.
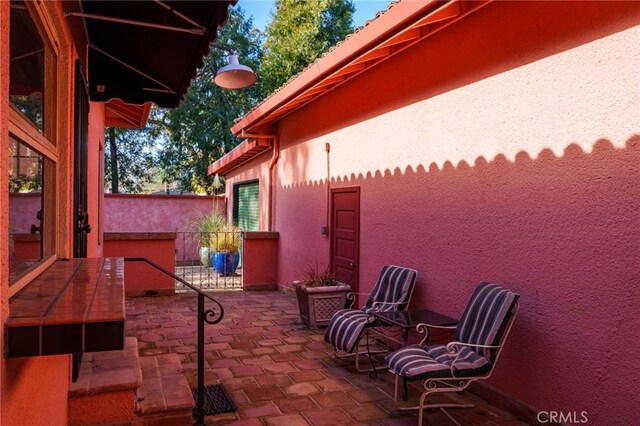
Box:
211, 43, 257, 89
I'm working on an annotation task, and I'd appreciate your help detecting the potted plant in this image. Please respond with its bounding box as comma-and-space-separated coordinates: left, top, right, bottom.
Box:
191, 212, 227, 267
294, 264, 351, 329
211, 229, 241, 276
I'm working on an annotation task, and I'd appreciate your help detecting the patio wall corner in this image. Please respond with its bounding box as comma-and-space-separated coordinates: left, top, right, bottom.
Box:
242, 232, 279, 291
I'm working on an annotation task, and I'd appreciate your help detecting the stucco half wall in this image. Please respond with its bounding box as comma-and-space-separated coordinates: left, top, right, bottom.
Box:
223, 1, 640, 423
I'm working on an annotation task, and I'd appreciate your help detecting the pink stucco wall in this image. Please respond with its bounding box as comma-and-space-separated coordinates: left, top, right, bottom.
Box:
10, 193, 224, 260
10, 193, 223, 233
242, 233, 279, 290
104, 193, 223, 232
224, 1, 640, 423
103, 234, 176, 296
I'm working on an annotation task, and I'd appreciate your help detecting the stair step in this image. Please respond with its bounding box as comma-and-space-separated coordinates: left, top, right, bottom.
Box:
68, 337, 142, 425
136, 353, 195, 416
69, 336, 142, 396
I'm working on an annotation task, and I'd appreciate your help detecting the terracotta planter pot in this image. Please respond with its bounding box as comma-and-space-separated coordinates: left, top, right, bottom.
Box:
294, 282, 351, 329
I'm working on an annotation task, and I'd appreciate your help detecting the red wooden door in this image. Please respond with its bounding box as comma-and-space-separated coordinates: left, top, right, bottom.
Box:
331, 187, 360, 293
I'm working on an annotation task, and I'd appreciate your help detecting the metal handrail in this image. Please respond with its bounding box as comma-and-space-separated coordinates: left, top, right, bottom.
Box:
124, 257, 224, 426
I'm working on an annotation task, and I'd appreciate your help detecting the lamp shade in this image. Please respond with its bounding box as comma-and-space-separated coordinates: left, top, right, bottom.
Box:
214, 53, 257, 89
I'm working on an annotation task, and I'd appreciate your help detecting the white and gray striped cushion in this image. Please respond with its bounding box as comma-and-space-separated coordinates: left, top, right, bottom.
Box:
325, 266, 418, 353
455, 282, 519, 362
386, 344, 491, 379
385, 281, 519, 380
363, 266, 417, 313
323, 309, 372, 354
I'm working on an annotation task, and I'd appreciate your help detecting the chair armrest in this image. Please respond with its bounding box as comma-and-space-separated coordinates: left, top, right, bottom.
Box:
443, 341, 502, 377
346, 292, 371, 308
415, 322, 457, 345
445, 341, 501, 352
370, 300, 408, 311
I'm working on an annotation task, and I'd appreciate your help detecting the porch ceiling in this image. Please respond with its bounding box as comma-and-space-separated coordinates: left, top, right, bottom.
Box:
66, 0, 236, 108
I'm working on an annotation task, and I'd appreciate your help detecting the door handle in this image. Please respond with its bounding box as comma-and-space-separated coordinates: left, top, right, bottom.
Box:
350, 262, 356, 269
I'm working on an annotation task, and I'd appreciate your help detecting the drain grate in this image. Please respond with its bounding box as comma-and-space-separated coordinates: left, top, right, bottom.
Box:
192, 384, 236, 416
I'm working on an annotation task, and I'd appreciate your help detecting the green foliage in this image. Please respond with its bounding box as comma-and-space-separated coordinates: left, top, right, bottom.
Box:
261, 0, 354, 96
191, 212, 229, 246
153, 7, 265, 194
212, 230, 241, 253
104, 126, 158, 193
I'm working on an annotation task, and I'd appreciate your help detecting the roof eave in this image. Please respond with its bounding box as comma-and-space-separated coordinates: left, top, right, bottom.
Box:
230, 0, 442, 135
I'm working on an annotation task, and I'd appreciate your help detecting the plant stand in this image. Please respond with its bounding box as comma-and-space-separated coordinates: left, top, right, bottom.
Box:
295, 284, 351, 329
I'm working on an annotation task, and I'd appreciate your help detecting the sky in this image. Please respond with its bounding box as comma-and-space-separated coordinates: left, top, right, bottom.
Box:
238, 0, 391, 32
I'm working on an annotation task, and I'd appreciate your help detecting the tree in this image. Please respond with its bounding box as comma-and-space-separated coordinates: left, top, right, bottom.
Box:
104, 125, 158, 193
150, 7, 264, 194
261, 0, 354, 96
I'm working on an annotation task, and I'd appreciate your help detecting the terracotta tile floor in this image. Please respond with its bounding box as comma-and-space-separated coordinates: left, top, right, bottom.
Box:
126, 291, 528, 425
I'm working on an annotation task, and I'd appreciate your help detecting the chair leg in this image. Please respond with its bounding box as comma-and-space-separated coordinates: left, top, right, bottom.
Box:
395, 380, 475, 425
394, 375, 399, 404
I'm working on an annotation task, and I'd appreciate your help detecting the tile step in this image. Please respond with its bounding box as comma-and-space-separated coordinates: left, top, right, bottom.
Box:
69, 336, 142, 396
136, 353, 195, 416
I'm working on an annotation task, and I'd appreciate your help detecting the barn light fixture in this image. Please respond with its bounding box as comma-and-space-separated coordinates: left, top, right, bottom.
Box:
211, 43, 257, 89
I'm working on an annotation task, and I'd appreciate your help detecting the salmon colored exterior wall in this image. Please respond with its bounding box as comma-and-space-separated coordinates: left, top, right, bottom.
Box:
10, 193, 219, 233
224, 1, 640, 422
104, 193, 222, 232
242, 233, 279, 290
1, 2, 108, 424
103, 236, 176, 296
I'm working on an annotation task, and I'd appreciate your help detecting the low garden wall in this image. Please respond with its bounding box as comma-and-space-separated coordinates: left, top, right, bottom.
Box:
103, 232, 176, 297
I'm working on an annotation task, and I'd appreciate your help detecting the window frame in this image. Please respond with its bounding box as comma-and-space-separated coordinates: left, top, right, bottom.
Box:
8, 1, 60, 297
232, 179, 260, 232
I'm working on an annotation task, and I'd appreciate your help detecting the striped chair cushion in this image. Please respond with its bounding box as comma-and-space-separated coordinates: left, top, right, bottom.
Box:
455, 282, 519, 362
363, 266, 418, 313
324, 266, 418, 353
386, 344, 491, 379
324, 309, 372, 353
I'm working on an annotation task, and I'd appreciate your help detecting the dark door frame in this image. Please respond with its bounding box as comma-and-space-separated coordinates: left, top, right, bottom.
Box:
73, 60, 90, 258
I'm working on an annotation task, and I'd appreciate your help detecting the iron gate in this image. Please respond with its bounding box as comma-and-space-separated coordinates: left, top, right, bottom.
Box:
175, 231, 243, 291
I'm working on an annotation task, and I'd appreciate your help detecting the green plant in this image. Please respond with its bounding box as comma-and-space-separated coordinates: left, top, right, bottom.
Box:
213, 230, 241, 253
191, 212, 228, 247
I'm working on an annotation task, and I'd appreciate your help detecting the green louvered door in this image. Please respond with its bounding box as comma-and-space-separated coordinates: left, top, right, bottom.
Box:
234, 181, 259, 231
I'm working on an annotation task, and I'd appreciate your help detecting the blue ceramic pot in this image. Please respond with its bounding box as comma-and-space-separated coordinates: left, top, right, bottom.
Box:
211, 251, 239, 276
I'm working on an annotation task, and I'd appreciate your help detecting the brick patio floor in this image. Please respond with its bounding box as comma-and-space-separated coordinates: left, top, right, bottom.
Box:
126, 291, 528, 425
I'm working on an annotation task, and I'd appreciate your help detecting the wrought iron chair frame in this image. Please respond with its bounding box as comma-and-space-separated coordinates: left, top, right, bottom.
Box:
333, 283, 417, 373
392, 303, 520, 425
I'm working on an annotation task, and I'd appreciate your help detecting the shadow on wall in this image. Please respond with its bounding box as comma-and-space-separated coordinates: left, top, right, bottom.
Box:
276, 135, 639, 422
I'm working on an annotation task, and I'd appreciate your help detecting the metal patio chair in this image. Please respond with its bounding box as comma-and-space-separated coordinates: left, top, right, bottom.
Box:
385, 281, 520, 425
324, 265, 418, 372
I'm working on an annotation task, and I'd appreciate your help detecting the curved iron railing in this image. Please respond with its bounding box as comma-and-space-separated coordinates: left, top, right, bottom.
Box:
124, 257, 224, 426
